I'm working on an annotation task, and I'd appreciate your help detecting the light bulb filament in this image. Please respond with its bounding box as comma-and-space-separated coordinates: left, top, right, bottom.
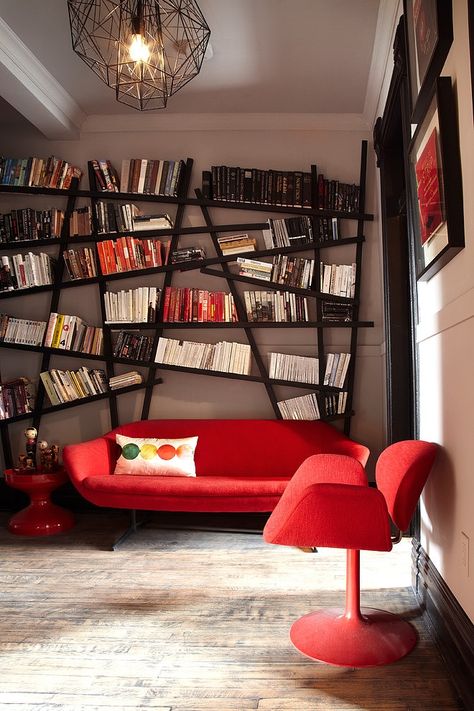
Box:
129, 34, 150, 62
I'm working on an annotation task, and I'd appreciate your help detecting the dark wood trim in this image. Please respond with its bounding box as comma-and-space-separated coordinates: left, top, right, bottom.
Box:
412, 540, 474, 710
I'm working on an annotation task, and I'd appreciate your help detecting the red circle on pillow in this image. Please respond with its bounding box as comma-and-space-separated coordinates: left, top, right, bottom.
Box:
157, 444, 176, 460
176, 444, 193, 458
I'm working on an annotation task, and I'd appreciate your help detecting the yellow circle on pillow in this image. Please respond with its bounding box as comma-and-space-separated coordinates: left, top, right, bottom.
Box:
140, 443, 158, 459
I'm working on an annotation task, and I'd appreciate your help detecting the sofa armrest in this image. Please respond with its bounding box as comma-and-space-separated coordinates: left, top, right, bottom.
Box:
63, 436, 117, 485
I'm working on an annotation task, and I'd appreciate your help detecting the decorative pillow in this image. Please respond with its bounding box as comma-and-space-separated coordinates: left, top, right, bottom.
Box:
114, 435, 198, 477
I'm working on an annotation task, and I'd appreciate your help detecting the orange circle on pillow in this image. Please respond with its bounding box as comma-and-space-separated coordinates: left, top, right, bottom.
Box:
157, 444, 176, 460
176, 444, 193, 458
140, 443, 158, 459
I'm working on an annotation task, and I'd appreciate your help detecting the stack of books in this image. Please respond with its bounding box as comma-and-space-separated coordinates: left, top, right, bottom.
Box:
277, 393, 320, 420
89, 160, 120, 192
321, 301, 353, 322
109, 371, 143, 390
271, 254, 315, 289
237, 257, 272, 281
217, 233, 256, 255
170, 246, 205, 264
0, 315, 47, 347
263, 216, 313, 248
120, 158, 185, 196
40, 367, 108, 406
132, 213, 173, 232
323, 392, 348, 416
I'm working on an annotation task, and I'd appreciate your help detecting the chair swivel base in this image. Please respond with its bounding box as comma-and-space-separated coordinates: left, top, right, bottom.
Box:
290, 607, 417, 667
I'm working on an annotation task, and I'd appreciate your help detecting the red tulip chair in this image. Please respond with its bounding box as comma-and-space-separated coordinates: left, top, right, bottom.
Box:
263, 441, 438, 667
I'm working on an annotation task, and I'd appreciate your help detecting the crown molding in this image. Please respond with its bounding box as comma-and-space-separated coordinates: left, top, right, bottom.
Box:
0, 17, 85, 139
363, 0, 403, 129
81, 112, 371, 135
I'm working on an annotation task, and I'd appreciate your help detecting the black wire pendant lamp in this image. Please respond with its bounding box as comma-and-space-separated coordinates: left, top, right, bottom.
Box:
67, 0, 211, 111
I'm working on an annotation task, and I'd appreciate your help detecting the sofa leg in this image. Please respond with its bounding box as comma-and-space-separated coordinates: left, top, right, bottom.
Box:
112, 510, 149, 550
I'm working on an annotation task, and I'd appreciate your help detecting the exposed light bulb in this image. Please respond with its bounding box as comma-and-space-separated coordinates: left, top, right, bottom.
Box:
129, 34, 150, 62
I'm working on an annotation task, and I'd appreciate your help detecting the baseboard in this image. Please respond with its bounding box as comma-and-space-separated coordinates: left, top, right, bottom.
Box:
412, 539, 474, 710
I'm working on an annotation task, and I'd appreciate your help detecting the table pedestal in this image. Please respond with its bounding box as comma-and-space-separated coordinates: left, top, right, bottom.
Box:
4, 469, 75, 536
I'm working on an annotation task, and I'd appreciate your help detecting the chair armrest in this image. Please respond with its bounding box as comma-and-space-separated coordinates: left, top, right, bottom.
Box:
63, 437, 117, 485
264, 480, 392, 552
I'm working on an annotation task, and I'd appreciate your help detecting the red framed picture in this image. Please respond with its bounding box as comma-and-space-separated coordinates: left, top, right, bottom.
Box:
408, 77, 464, 280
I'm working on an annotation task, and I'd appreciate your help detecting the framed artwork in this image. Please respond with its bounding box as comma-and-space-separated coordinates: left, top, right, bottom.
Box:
408, 77, 464, 281
404, 0, 453, 123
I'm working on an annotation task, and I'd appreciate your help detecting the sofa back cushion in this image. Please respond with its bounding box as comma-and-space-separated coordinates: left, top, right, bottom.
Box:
106, 420, 369, 478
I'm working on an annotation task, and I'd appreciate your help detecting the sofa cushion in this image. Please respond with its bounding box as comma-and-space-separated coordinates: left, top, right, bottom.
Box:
114, 435, 198, 477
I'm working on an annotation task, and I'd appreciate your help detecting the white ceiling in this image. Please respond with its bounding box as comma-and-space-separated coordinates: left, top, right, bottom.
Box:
0, 0, 398, 139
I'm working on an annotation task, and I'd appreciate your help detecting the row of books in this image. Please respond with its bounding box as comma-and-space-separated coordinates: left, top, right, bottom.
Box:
104, 286, 161, 323
44, 313, 103, 355
0, 156, 82, 190
277, 392, 320, 420
243, 290, 309, 323
113, 331, 154, 361
203, 166, 313, 208
155, 337, 252, 375
317, 174, 360, 213
323, 392, 348, 417
269, 352, 319, 385
69, 206, 92, 237
320, 263, 356, 299
0, 252, 54, 290
97, 237, 170, 275
94, 201, 173, 235
119, 158, 185, 196
324, 352, 351, 388
162, 286, 237, 323
63, 247, 97, 281
0, 377, 35, 420
40, 367, 107, 406
237, 254, 314, 289
109, 371, 143, 390
277, 392, 348, 420
0, 208, 64, 243
321, 301, 353, 322
0, 315, 47, 347
262, 216, 314, 249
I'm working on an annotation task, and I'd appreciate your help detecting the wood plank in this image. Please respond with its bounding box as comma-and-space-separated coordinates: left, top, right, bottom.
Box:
0, 512, 462, 711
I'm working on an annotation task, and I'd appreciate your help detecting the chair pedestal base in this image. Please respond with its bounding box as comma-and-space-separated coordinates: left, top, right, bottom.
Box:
290, 607, 417, 667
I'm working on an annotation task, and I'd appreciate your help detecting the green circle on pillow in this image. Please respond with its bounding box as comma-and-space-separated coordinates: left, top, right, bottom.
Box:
121, 443, 140, 460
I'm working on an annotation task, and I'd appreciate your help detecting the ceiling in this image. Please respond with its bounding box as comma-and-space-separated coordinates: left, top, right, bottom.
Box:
0, 0, 398, 139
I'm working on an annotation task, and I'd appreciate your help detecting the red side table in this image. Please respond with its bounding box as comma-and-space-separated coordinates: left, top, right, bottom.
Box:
4, 468, 75, 536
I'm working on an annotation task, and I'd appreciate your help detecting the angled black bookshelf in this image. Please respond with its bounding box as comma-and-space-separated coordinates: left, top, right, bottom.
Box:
0, 142, 373, 468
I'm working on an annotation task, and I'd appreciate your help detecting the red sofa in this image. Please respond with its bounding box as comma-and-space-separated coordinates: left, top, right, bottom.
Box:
63, 419, 370, 513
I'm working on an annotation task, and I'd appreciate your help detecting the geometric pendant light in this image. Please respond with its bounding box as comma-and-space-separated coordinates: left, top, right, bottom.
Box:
67, 0, 211, 111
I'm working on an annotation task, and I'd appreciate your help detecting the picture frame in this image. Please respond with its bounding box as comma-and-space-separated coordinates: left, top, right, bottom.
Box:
403, 0, 453, 123
408, 76, 464, 281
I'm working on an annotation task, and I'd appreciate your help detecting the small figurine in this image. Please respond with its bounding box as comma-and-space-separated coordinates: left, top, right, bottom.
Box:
38, 440, 60, 471
24, 427, 38, 469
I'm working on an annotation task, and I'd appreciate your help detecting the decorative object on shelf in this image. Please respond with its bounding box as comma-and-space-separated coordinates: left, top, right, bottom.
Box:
24, 426, 38, 469
403, 0, 453, 122
67, 0, 211, 111
38, 440, 60, 472
408, 77, 464, 280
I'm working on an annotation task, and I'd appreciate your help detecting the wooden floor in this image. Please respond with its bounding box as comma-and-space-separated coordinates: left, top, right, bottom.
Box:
0, 511, 463, 711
